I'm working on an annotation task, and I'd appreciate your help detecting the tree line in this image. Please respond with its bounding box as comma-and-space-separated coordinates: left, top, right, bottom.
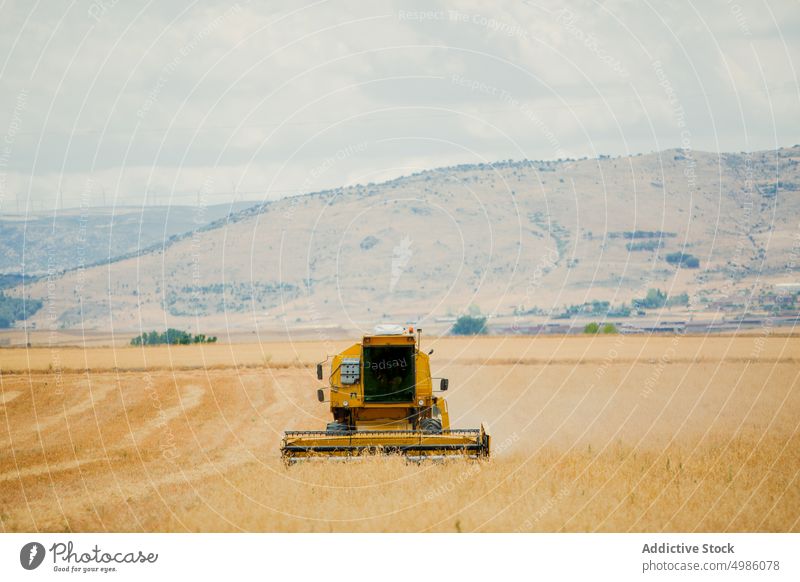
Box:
130, 329, 217, 346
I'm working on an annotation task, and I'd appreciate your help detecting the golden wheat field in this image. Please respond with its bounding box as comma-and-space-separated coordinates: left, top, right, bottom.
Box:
1, 335, 798, 532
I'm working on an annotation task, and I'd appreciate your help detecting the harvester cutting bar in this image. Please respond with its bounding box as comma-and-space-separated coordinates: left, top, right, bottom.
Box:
280, 425, 490, 462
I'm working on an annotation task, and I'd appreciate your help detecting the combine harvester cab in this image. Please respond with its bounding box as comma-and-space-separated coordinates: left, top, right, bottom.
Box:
281, 325, 490, 462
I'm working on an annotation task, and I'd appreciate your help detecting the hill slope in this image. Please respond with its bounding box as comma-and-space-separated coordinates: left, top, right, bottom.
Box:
0, 202, 259, 277
9, 147, 800, 335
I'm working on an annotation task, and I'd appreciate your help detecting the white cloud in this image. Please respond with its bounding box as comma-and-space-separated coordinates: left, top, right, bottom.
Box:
0, 0, 797, 210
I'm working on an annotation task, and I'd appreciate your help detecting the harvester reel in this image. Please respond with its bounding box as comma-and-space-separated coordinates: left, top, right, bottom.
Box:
326, 422, 349, 434
420, 418, 443, 434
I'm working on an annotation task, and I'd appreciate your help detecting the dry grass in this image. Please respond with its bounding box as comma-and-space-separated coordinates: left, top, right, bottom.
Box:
1, 335, 798, 532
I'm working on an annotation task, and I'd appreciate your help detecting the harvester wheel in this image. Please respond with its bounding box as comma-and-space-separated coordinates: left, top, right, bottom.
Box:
326, 422, 349, 434
420, 418, 442, 434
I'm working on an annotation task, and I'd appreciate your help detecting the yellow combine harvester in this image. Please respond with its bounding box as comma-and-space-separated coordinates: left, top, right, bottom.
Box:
280, 325, 490, 461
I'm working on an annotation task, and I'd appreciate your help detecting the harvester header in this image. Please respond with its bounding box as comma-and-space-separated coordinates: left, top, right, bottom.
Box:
280, 325, 490, 461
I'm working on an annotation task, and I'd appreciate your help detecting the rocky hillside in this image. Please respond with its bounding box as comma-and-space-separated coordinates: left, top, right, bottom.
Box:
8, 146, 800, 335
0, 202, 258, 277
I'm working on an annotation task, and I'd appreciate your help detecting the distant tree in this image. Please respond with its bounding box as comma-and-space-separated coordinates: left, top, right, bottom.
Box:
451, 315, 487, 335
583, 322, 600, 334
607, 304, 631, 317
165, 328, 191, 344
633, 289, 667, 309
131, 329, 218, 346
626, 240, 662, 251
584, 322, 617, 334
666, 292, 690, 307
666, 252, 700, 268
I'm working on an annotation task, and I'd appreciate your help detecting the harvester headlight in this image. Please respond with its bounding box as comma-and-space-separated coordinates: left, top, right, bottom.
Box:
418, 399, 425, 406
343, 400, 349, 407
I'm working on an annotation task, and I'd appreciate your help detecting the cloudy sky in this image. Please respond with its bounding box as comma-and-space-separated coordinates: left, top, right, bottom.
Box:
0, 0, 797, 210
